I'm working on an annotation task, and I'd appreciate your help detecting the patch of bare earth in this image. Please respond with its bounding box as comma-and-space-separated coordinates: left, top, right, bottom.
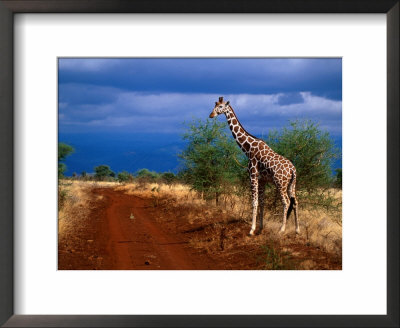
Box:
58, 182, 341, 270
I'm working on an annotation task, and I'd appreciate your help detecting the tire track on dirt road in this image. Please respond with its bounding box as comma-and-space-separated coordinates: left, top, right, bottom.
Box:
92, 188, 197, 270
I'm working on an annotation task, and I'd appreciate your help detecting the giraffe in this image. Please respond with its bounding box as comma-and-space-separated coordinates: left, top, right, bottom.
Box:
209, 97, 300, 236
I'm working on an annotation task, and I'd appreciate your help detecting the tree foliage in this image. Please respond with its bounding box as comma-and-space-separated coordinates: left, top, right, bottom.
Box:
262, 120, 341, 211
135, 168, 159, 182
58, 142, 74, 178
94, 165, 115, 180
161, 172, 177, 186
334, 168, 342, 189
265, 120, 340, 192
117, 171, 133, 183
179, 119, 244, 204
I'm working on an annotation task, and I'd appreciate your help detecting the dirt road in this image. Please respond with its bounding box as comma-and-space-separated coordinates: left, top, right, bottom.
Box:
59, 188, 217, 270
98, 188, 201, 269
58, 186, 341, 270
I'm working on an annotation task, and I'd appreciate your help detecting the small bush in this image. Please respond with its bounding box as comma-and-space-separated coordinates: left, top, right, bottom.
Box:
135, 168, 160, 183
117, 171, 132, 183
94, 165, 115, 181
161, 172, 176, 186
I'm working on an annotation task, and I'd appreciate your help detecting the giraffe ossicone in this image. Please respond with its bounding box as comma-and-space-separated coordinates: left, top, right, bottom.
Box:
209, 97, 300, 235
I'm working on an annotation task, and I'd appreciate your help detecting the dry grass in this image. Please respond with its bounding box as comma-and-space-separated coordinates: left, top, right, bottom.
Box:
59, 180, 342, 269
58, 180, 98, 236
115, 181, 342, 257
115, 182, 205, 205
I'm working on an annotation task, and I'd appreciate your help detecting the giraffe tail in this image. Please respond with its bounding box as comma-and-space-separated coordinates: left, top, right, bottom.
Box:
286, 197, 295, 220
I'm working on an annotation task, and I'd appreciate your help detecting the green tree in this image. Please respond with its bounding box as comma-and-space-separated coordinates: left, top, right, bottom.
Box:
264, 120, 341, 211
266, 120, 339, 192
135, 168, 159, 182
117, 171, 132, 183
58, 142, 74, 178
161, 172, 176, 186
94, 165, 115, 181
334, 168, 342, 189
179, 118, 244, 204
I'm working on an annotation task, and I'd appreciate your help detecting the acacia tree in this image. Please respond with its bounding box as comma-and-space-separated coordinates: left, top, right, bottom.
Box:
94, 165, 115, 181
135, 168, 160, 183
58, 142, 74, 178
265, 120, 341, 210
179, 119, 244, 204
117, 171, 132, 183
266, 120, 339, 191
334, 168, 342, 189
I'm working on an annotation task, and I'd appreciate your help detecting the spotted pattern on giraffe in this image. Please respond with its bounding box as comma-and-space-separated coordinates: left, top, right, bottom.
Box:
209, 97, 300, 235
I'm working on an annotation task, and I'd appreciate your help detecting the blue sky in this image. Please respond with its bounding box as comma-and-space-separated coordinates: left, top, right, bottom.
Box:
58, 58, 342, 174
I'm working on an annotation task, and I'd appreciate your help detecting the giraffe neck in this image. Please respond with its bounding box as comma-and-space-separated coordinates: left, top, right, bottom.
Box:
224, 106, 259, 155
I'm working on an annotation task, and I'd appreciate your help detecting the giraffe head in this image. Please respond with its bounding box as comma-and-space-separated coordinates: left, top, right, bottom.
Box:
209, 97, 230, 118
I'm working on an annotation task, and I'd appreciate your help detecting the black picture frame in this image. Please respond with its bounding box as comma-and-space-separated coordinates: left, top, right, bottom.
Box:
0, 1, 398, 327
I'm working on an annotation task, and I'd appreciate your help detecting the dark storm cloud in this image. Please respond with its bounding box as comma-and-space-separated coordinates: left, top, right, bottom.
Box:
58, 58, 342, 137
59, 58, 342, 100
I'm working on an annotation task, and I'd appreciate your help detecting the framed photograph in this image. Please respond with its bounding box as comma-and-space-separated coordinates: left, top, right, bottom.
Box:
57, 56, 343, 272
0, 0, 398, 327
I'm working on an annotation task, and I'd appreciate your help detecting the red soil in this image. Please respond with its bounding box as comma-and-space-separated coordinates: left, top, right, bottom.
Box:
58, 187, 341, 270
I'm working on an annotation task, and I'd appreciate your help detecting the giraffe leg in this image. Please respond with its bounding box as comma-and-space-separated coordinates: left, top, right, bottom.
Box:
278, 188, 290, 234
258, 178, 267, 232
249, 181, 258, 235
248, 163, 259, 236
288, 173, 300, 234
